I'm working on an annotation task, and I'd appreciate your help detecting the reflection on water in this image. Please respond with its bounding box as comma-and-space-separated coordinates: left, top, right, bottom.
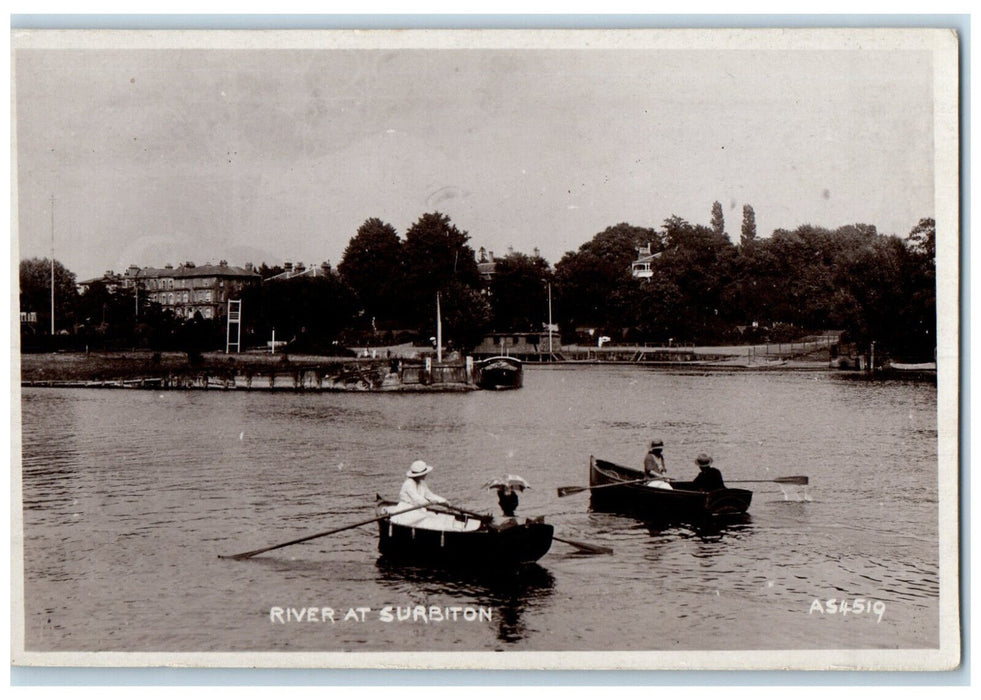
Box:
374, 561, 555, 644
18, 366, 940, 652
649, 514, 754, 544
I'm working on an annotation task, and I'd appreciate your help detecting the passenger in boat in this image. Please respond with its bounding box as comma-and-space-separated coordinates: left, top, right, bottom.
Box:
399, 460, 450, 507
692, 453, 726, 491
644, 439, 673, 490
496, 485, 520, 517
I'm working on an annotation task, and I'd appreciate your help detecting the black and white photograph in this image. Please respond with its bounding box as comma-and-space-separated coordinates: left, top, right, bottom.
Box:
10, 26, 960, 671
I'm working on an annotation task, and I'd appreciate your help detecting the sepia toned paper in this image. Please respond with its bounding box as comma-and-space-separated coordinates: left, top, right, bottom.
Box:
10, 27, 960, 672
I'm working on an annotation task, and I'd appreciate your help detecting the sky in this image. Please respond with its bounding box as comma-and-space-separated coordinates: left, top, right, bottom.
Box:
12, 31, 939, 282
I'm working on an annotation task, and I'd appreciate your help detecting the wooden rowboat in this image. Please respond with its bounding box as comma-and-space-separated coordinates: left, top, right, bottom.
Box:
589, 456, 752, 521
375, 500, 553, 568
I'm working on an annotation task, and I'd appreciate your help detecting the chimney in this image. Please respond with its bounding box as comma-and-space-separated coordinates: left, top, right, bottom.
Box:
284, 262, 293, 274
295, 261, 305, 273
320, 261, 330, 275
219, 259, 228, 267
245, 262, 253, 272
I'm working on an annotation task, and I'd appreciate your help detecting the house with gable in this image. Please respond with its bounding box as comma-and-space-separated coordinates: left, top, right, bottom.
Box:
631, 243, 661, 279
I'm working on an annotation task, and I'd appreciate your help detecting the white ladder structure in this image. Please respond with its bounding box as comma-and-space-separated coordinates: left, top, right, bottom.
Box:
226, 299, 242, 353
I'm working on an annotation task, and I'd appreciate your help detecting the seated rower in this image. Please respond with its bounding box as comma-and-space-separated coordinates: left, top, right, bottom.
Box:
644, 439, 673, 490
387, 460, 451, 527
399, 460, 449, 507
692, 453, 726, 491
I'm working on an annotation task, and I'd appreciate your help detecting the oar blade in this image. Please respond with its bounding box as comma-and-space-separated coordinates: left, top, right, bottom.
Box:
557, 485, 589, 497
220, 551, 259, 561
773, 475, 809, 485
553, 535, 613, 555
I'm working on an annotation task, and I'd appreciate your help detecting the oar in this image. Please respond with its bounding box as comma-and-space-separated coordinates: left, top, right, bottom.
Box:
436, 504, 613, 555
219, 501, 433, 560
726, 476, 809, 486
557, 478, 649, 497
552, 535, 613, 555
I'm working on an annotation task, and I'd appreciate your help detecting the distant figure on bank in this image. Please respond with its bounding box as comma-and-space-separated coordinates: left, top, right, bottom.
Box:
644, 439, 672, 490
399, 460, 449, 507
692, 453, 726, 491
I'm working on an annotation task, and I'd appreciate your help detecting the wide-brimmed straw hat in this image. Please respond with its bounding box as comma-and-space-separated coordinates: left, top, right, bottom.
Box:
650, 439, 664, 450
695, 453, 713, 467
407, 460, 434, 478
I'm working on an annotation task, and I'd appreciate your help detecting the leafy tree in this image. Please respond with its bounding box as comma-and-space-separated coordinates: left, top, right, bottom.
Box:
577, 222, 662, 270
434, 281, 493, 352
906, 217, 936, 260
400, 212, 482, 331
19, 257, 78, 334
251, 275, 358, 347
835, 234, 909, 349
723, 220, 935, 358
650, 216, 739, 342
553, 223, 659, 337
740, 204, 757, 246
710, 201, 725, 238
75, 280, 113, 330
337, 217, 404, 327
900, 217, 936, 359
635, 275, 687, 342
257, 262, 285, 279
488, 251, 553, 331
175, 311, 219, 355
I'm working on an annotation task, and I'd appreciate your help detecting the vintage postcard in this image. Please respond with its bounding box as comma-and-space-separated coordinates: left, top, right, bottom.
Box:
10, 27, 960, 671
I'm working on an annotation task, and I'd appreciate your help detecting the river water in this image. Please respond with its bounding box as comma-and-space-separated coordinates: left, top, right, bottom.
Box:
17, 366, 940, 657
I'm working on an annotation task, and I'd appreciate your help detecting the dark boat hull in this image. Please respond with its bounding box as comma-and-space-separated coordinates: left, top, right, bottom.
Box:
589, 456, 752, 521
376, 503, 552, 568
475, 356, 523, 390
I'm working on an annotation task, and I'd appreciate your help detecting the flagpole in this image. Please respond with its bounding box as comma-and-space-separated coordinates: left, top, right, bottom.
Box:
50, 194, 55, 336
436, 292, 442, 364
548, 282, 553, 356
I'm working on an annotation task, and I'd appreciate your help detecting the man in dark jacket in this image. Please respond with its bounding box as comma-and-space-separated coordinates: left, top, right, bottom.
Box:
692, 453, 726, 491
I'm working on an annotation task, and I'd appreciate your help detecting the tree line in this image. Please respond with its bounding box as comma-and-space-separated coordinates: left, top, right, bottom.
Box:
19, 206, 937, 361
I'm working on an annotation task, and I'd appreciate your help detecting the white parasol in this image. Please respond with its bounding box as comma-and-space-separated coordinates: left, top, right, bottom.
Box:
483, 474, 531, 491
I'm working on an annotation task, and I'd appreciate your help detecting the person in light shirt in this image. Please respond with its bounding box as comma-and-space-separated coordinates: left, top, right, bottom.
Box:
399, 460, 449, 506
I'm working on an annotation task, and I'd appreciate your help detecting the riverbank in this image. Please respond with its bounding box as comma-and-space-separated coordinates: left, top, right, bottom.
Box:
18, 347, 829, 386
17, 350, 477, 392
18, 347, 930, 388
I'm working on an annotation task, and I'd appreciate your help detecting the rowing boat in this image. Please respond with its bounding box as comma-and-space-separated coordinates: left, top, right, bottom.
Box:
375, 500, 553, 568
589, 456, 752, 520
